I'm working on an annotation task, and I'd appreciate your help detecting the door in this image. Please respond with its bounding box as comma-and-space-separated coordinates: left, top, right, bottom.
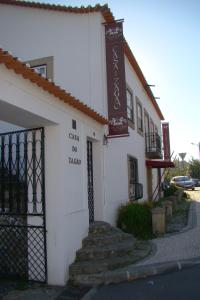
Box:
87, 140, 94, 223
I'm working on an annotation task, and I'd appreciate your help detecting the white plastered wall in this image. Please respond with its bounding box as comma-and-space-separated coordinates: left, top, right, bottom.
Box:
102, 55, 162, 225
0, 64, 105, 285
0, 5, 108, 118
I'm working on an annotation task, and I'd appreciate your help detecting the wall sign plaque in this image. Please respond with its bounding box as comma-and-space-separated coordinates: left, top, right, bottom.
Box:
68, 131, 81, 165
105, 21, 128, 137
162, 122, 171, 160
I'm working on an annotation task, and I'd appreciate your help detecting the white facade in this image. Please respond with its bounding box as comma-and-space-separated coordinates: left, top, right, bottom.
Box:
0, 2, 165, 285
0, 5, 107, 116
0, 63, 105, 285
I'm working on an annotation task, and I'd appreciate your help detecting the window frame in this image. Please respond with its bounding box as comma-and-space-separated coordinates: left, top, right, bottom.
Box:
154, 125, 158, 135
127, 155, 143, 201
31, 64, 47, 78
136, 97, 143, 134
150, 118, 154, 135
144, 110, 150, 135
25, 56, 53, 80
127, 155, 138, 201
126, 87, 134, 124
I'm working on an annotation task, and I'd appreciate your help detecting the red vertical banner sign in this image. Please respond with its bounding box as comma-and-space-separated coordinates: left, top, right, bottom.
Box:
105, 21, 128, 137
162, 122, 171, 160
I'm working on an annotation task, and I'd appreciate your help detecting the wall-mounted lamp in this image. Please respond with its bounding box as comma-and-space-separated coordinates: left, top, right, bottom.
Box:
147, 84, 155, 87
103, 134, 108, 146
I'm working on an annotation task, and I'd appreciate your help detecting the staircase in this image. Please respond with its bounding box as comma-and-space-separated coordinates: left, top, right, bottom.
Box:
69, 221, 151, 286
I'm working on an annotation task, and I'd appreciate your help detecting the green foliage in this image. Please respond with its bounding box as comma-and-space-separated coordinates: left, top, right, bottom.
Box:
153, 197, 165, 207
163, 184, 178, 197
188, 158, 200, 179
117, 202, 152, 240
142, 200, 154, 210
185, 191, 190, 199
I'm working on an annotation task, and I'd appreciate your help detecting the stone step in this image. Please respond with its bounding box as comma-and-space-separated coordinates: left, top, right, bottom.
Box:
89, 221, 122, 235
68, 221, 152, 287
71, 246, 152, 287
69, 252, 141, 277
82, 232, 135, 247
76, 240, 135, 262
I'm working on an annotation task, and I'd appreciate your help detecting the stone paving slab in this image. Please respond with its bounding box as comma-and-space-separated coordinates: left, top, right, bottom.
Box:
3, 286, 62, 300
0, 281, 90, 300
137, 196, 200, 267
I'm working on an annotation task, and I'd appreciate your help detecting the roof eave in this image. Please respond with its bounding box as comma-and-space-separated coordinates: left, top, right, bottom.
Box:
0, 49, 108, 125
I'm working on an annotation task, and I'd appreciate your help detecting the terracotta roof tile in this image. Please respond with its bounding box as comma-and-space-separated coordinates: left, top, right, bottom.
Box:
0, 49, 108, 125
0, 0, 114, 19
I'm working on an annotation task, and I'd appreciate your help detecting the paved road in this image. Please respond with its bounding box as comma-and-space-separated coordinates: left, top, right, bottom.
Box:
90, 265, 200, 300
136, 189, 200, 266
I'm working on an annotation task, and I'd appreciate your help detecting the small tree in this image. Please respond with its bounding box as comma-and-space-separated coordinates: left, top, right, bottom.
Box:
188, 158, 200, 179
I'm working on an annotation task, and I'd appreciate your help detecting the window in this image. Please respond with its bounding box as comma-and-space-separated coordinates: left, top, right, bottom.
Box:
72, 119, 76, 130
31, 64, 47, 78
150, 119, 154, 134
144, 111, 150, 135
128, 156, 138, 200
127, 156, 143, 200
136, 97, 143, 133
126, 88, 134, 123
144, 111, 150, 150
150, 119, 156, 148
25, 56, 53, 80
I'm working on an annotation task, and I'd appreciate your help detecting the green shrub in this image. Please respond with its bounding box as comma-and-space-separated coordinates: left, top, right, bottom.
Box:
164, 185, 178, 197
142, 200, 154, 210
117, 202, 152, 240
153, 197, 165, 208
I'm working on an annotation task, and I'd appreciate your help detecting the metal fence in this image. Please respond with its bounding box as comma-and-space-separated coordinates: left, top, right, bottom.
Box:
0, 128, 47, 282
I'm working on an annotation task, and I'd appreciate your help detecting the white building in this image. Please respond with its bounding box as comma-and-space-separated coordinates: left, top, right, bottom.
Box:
0, 0, 173, 286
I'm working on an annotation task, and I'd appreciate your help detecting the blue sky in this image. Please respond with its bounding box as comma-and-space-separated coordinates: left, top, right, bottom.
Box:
33, 0, 200, 160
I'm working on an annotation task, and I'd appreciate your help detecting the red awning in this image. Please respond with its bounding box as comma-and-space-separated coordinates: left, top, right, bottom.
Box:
146, 160, 175, 168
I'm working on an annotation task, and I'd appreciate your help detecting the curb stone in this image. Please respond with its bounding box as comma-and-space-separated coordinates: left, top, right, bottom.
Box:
164, 200, 197, 237
80, 287, 98, 300
135, 199, 197, 266
81, 257, 200, 300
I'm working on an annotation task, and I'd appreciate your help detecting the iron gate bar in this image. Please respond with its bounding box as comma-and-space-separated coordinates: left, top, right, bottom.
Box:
0, 224, 45, 228
0, 127, 47, 283
32, 131, 37, 213
16, 133, 20, 213
8, 135, 13, 212
0, 213, 45, 216
41, 127, 47, 282
1, 136, 5, 211
0, 127, 45, 136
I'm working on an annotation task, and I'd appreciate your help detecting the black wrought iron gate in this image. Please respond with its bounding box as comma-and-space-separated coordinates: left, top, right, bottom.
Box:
0, 128, 47, 282
87, 140, 94, 223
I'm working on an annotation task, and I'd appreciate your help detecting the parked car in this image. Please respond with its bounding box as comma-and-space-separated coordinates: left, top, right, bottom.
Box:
170, 176, 195, 190
192, 178, 200, 187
